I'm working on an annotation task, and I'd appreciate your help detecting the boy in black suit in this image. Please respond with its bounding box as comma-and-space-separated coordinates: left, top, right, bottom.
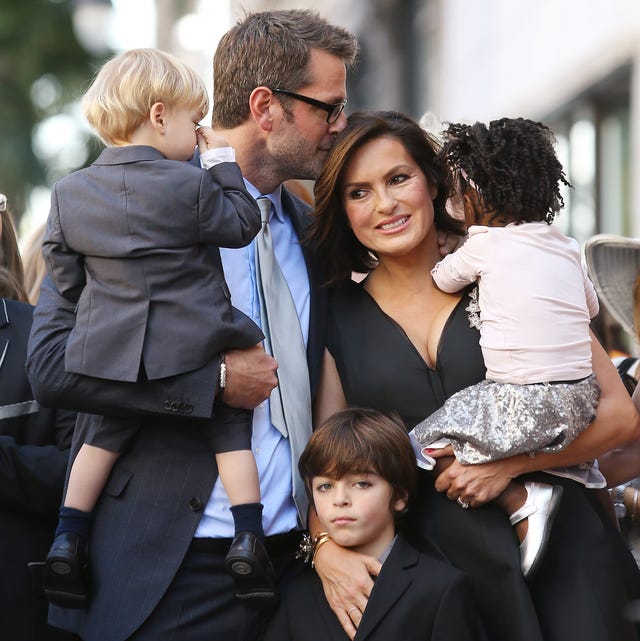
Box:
265, 408, 486, 641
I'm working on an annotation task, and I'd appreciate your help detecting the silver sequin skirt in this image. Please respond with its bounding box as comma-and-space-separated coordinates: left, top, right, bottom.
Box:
412, 374, 600, 465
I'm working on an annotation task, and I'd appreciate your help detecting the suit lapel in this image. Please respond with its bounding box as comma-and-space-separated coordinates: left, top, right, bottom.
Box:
309, 574, 354, 641
354, 537, 418, 641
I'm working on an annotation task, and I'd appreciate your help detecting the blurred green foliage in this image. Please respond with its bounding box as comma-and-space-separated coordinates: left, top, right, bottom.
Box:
0, 0, 96, 223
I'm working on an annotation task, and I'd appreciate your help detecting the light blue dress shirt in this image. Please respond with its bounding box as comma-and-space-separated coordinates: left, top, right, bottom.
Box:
194, 181, 310, 538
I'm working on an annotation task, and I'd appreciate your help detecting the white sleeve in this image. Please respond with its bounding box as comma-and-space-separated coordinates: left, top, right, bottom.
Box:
200, 147, 236, 169
431, 230, 487, 293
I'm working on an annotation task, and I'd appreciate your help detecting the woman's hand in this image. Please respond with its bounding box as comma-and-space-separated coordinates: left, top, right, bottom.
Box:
435, 331, 640, 503
434, 458, 514, 507
313, 539, 381, 640
429, 445, 513, 506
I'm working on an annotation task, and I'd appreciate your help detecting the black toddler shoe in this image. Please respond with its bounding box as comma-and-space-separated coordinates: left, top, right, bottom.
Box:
225, 531, 278, 610
43, 532, 90, 609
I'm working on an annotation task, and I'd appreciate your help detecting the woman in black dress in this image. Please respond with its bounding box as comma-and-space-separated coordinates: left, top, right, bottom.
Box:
0, 192, 77, 641
306, 111, 640, 641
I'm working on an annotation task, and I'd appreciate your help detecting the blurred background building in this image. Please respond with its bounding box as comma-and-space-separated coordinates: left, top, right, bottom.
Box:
2, 0, 639, 248
424, 0, 640, 247
3, 0, 639, 243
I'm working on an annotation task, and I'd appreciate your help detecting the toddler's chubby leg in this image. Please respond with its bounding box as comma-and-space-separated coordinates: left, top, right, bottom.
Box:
216, 449, 261, 507
65, 443, 121, 511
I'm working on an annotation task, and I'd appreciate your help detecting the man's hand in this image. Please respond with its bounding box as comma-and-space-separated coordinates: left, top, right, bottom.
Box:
221, 345, 277, 409
313, 540, 380, 640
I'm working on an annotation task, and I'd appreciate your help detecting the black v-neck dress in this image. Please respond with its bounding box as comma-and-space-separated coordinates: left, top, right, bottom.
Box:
327, 278, 640, 641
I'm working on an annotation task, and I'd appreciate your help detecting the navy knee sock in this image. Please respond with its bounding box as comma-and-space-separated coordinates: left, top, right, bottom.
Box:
55, 506, 92, 540
230, 503, 265, 541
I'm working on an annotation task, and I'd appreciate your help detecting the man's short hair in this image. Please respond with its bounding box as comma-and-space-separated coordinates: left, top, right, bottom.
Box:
212, 10, 358, 129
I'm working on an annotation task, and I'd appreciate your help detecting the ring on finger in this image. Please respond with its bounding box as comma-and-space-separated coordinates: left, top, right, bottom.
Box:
456, 497, 470, 509
348, 607, 359, 617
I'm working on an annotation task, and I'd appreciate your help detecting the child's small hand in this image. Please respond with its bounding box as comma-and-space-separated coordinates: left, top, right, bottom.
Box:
196, 126, 229, 152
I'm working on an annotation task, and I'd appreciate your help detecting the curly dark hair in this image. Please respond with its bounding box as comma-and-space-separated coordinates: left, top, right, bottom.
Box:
308, 111, 464, 284
438, 117, 571, 225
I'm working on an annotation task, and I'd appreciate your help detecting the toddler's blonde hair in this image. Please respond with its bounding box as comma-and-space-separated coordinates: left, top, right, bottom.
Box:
82, 48, 209, 146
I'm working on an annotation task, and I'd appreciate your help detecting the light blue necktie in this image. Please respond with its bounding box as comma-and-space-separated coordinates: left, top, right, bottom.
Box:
255, 197, 312, 524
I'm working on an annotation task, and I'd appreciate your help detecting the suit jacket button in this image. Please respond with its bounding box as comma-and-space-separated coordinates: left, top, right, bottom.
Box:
188, 497, 203, 512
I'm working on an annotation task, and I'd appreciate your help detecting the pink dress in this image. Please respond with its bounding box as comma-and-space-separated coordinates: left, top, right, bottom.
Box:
411, 222, 600, 464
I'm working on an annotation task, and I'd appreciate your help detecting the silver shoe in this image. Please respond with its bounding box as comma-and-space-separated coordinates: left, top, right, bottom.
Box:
509, 481, 563, 579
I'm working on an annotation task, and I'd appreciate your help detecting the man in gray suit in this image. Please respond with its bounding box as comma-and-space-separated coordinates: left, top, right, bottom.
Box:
39, 47, 271, 610
27, 9, 358, 641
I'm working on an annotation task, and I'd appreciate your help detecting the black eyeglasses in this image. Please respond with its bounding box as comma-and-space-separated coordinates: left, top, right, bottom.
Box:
271, 88, 347, 124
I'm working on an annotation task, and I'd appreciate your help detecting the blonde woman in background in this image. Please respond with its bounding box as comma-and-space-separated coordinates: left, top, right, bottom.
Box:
21, 222, 46, 304
0, 191, 77, 641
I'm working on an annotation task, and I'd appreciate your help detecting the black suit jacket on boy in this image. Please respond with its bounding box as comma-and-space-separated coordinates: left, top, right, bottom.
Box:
26, 188, 327, 641
265, 535, 487, 641
0, 298, 76, 641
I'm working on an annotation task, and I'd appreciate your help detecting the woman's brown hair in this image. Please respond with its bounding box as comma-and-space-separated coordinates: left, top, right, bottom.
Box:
20, 222, 46, 304
308, 111, 464, 284
0, 195, 27, 302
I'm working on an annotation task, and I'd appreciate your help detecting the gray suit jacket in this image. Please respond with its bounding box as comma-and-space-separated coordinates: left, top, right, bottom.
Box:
27, 188, 327, 641
43, 145, 263, 382
265, 535, 486, 641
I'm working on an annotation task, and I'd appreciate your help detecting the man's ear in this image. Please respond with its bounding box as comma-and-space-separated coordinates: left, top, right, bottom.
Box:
249, 87, 275, 132
149, 102, 167, 132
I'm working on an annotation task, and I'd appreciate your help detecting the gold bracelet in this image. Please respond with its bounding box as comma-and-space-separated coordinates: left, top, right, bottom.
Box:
633, 488, 639, 521
311, 532, 332, 568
